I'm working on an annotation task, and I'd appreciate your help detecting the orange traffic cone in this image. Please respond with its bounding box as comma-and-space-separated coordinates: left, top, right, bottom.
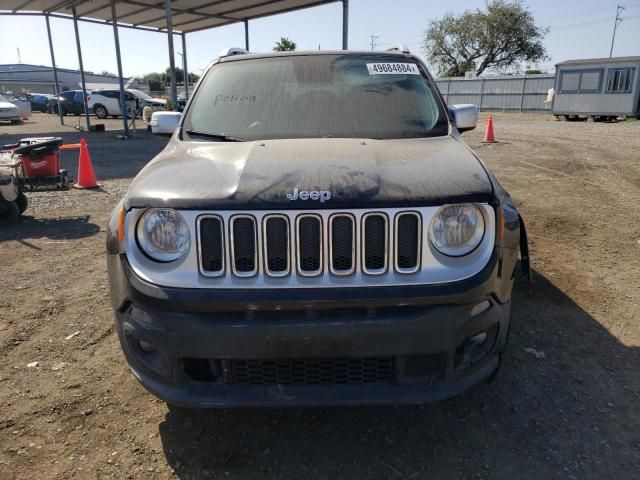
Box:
483, 115, 496, 143
73, 138, 98, 189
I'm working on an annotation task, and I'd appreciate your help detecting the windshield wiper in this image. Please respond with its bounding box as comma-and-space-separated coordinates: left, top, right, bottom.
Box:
184, 130, 249, 142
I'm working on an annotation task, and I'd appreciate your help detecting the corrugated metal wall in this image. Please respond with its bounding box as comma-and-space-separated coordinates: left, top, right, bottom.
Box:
435, 74, 555, 112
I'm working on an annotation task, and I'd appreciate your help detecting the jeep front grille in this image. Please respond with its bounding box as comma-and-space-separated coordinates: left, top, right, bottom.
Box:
198, 210, 423, 279
127, 205, 496, 289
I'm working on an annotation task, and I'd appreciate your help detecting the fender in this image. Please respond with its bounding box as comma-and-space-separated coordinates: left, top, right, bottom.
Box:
519, 214, 532, 284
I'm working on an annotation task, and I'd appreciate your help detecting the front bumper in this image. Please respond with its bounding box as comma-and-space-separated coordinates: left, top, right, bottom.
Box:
108, 250, 516, 407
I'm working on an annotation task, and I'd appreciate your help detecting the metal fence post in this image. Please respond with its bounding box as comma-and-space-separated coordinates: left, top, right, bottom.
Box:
519, 75, 527, 112
479, 77, 485, 112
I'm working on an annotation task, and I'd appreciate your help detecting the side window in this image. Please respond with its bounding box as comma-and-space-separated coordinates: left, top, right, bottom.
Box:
606, 68, 634, 93
560, 72, 579, 92
559, 69, 602, 94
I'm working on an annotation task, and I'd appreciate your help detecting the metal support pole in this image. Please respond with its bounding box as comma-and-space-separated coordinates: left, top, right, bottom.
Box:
181, 32, 189, 101
244, 19, 249, 51
342, 0, 349, 50
72, 7, 91, 131
45, 14, 64, 126
479, 77, 485, 112
164, 0, 177, 108
111, 1, 129, 138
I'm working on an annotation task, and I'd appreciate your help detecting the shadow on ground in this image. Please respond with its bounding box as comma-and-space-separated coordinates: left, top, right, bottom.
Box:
157, 271, 639, 480
0, 215, 100, 244
1, 127, 167, 182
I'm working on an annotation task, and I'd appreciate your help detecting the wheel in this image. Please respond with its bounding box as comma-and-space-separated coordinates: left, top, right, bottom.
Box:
16, 192, 28, 214
10, 119, 22, 124
94, 105, 109, 119
0, 200, 20, 226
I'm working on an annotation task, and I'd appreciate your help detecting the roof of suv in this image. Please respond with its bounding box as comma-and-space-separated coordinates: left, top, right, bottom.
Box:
218, 49, 415, 63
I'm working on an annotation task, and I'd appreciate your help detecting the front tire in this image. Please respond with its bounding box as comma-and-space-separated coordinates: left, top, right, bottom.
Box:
0, 200, 20, 226
94, 105, 109, 119
16, 192, 28, 214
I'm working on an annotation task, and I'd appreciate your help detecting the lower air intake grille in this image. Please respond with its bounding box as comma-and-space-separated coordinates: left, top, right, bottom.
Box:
226, 357, 395, 385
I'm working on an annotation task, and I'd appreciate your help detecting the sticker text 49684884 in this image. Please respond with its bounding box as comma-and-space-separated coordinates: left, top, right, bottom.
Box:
366, 63, 420, 75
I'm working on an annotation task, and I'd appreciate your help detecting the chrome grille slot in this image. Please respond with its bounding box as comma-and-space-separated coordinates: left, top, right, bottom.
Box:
395, 212, 421, 273
230, 216, 258, 276
263, 215, 290, 276
198, 216, 224, 276
362, 213, 388, 274
330, 214, 355, 275
296, 215, 323, 276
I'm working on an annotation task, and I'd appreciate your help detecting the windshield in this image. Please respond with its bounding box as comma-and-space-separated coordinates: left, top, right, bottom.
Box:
183, 54, 449, 141
0, 94, 10, 103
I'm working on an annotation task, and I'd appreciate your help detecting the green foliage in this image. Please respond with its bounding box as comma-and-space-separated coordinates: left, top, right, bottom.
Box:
423, 0, 548, 77
273, 37, 297, 52
525, 69, 544, 74
143, 69, 200, 91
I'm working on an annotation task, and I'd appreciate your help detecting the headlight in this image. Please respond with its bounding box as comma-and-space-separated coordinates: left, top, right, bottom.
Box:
136, 208, 190, 262
429, 204, 485, 257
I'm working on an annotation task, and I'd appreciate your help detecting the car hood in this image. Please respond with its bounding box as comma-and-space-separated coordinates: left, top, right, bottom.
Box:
0, 101, 18, 110
145, 98, 167, 105
125, 136, 493, 210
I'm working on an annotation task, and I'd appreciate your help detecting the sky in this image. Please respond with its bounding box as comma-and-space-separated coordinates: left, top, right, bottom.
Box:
0, 0, 639, 78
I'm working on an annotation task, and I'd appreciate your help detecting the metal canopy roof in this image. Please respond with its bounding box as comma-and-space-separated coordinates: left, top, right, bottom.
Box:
4, 0, 340, 33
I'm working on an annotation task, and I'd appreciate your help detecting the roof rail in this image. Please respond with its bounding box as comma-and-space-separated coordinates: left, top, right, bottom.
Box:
386, 43, 410, 54
218, 47, 250, 58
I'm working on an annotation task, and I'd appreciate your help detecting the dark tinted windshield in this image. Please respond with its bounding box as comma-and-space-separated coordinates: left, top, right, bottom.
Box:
184, 54, 448, 141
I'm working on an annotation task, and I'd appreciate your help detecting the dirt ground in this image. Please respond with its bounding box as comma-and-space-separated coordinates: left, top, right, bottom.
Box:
0, 112, 639, 480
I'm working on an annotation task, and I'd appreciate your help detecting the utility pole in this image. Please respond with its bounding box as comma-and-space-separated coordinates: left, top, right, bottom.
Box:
609, 4, 624, 58
16, 48, 21, 63
370, 35, 379, 51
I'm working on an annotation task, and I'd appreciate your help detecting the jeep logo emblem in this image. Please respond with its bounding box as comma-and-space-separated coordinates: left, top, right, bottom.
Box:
286, 188, 331, 203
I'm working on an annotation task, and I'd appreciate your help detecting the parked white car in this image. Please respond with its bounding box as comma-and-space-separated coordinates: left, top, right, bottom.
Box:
87, 89, 166, 119
0, 94, 22, 123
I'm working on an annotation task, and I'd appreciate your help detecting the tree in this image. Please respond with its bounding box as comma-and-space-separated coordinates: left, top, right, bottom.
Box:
143, 72, 165, 92
273, 37, 296, 52
423, 0, 548, 77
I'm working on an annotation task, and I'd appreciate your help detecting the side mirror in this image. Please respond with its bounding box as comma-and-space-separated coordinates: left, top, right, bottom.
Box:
449, 104, 478, 133
149, 111, 182, 135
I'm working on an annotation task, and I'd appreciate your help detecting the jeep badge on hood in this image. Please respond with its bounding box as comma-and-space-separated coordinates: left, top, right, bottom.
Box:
287, 188, 332, 202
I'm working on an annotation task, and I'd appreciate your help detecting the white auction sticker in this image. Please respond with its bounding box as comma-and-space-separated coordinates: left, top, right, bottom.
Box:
366, 63, 420, 75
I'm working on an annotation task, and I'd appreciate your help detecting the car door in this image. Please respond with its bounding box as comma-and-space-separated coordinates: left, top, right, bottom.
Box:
73, 91, 86, 115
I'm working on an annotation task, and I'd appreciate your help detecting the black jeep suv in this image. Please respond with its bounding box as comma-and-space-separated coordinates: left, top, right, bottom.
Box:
107, 47, 529, 407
